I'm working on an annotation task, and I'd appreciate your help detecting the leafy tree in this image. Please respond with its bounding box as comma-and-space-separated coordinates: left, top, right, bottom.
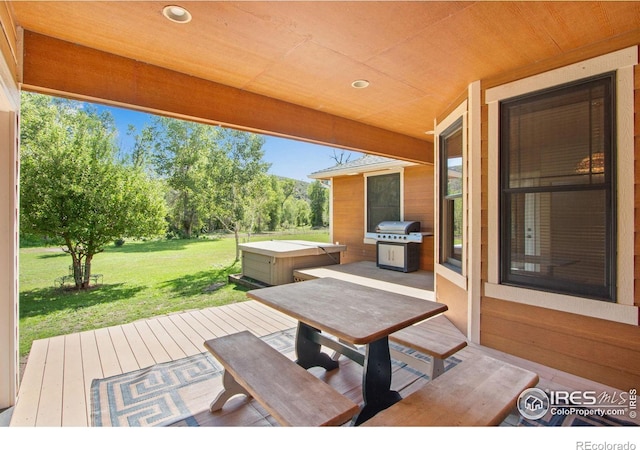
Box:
280, 178, 296, 201
264, 175, 286, 231
145, 117, 217, 238
20, 93, 167, 289
204, 128, 269, 260
295, 199, 311, 226
283, 197, 311, 228
242, 173, 273, 235
308, 180, 328, 227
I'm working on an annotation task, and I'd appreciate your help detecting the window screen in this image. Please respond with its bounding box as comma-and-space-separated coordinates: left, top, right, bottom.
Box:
500, 74, 615, 301
440, 119, 464, 270
367, 173, 400, 233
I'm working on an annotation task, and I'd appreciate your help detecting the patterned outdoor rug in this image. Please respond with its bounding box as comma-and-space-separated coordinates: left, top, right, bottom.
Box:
90, 328, 457, 427
91, 328, 296, 427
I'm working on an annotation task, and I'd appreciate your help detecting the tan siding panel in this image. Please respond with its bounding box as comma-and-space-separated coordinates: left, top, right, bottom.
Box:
481, 297, 640, 390
434, 274, 468, 334
0, 2, 18, 82
482, 330, 640, 391
404, 164, 435, 271
332, 176, 374, 264
635, 64, 640, 308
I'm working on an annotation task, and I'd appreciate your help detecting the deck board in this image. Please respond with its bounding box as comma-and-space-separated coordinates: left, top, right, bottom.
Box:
61, 333, 87, 426
145, 317, 188, 361
11, 299, 636, 427
94, 327, 121, 378
177, 311, 218, 342
230, 301, 285, 334
198, 307, 239, 335
165, 313, 210, 352
35, 334, 64, 426
106, 326, 139, 373
223, 303, 271, 335
78, 330, 103, 421
12, 338, 48, 426
154, 315, 200, 357
133, 320, 172, 364
244, 301, 298, 329
190, 309, 229, 338
208, 305, 251, 334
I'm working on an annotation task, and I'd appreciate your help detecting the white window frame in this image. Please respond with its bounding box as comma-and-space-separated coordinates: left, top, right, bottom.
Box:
363, 169, 404, 244
435, 101, 468, 290
485, 47, 638, 325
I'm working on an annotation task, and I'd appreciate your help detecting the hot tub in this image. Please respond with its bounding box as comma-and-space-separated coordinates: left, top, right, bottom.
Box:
239, 240, 346, 286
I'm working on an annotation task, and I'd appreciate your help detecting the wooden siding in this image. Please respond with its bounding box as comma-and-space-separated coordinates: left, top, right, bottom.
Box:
478, 41, 640, 390
0, 1, 19, 86
635, 61, 640, 308
404, 164, 435, 271
331, 164, 435, 270
434, 274, 468, 335
332, 175, 373, 264
481, 297, 640, 391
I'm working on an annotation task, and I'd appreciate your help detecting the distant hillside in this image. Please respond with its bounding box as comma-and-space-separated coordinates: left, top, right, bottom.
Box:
276, 176, 312, 201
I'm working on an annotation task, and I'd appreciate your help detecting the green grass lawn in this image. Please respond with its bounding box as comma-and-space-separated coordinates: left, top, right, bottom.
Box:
19, 230, 330, 356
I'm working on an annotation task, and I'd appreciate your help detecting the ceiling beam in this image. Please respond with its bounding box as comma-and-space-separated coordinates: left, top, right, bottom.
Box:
21, 31, 432, 164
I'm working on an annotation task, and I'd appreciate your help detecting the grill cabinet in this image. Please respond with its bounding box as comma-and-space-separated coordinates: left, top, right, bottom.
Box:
372, 221, 421, 273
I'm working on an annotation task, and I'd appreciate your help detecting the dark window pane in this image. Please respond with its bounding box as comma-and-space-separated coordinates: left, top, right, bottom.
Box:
440, 119, 464, 270
504, 82, 608, 188
500, 74, 615, 301
504, 190, 609, 295
446, 128, 463, 196
367, 173, 400, 232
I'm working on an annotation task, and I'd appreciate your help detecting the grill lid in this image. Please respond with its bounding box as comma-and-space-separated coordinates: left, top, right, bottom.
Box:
375, 221, 421, 234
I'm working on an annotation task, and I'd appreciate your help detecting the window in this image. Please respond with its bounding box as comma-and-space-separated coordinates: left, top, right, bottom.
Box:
440, 119, 464, 271
366, 172, 400, 233
500, 74, 615, 301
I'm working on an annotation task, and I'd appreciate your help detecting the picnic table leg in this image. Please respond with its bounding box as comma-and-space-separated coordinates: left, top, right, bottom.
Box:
352, 336, 401, 426
295, 322, 339, 371
210, 369, 251, 412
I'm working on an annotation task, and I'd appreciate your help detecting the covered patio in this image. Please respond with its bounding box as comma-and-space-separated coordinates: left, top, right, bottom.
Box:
1, 1, 639, 434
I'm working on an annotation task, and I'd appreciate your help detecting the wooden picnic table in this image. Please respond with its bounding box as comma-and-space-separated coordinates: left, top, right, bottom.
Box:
246, 277, 448, 425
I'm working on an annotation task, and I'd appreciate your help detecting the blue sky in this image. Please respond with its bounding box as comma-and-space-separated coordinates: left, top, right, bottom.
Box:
99, 103, 361, 182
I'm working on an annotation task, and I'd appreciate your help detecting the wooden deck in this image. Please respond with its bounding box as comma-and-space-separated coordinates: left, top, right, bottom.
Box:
10, 296, 637, 427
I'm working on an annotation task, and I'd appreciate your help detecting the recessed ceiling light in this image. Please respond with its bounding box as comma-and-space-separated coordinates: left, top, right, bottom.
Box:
351, 80, 370, 89
163, 5, 192, 23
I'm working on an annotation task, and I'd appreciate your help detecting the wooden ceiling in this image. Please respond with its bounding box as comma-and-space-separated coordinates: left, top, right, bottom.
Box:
7, 1, 640, 160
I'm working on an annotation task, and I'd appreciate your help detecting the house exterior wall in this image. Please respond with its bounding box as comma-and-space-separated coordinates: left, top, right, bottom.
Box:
330, 164, 435, 270
403, 165, 435, 272
0, 4, 20, 408
434, 274, 468, 334
475, 41, 640, 390
432, 85, 484, 340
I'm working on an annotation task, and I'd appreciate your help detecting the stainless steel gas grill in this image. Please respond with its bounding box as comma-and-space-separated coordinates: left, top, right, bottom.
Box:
366, 221, 422, 272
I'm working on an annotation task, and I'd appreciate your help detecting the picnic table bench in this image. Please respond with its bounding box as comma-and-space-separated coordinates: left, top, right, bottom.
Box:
389, 314, 467, 379
204, 330, 359, 427
362, 354, 539, 426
